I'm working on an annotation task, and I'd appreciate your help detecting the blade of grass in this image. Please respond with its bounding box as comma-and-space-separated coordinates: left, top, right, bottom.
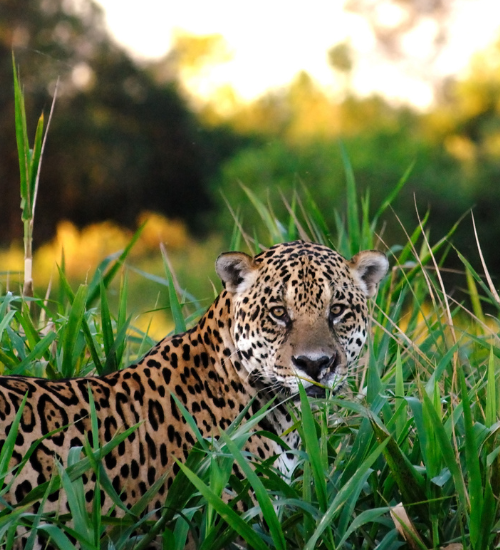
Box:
99, 279, 113, 364
339, 141, 360, 255
298, 384, 328, 512
219, 430, 286, 550
240, 182, 284, 243
176, 460, 269, 550
486, 348, 496, 429
369, 418, 429, 527
421, 390, 469, 516
61, 284, 88, 378
161, 244, 186, 334
303, 438, 389, 550
86, 222, 146, 307
0, 393, 27, 489
459, 368, 482, 547
372, 160, 414, 225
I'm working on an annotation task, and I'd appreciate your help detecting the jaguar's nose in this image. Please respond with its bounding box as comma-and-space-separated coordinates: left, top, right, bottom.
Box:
292, 354, 336, 382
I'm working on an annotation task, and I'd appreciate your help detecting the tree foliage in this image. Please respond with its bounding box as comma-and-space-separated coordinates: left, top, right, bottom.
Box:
1, 0, 246, 245
3, 0, 500, 280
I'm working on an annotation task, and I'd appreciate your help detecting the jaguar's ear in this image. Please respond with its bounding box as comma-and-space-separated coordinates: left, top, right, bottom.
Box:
216, 252, 258, 293
348, 250, 389, 298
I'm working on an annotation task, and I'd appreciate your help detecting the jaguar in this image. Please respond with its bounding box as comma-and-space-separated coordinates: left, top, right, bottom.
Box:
0, 240, 388, 545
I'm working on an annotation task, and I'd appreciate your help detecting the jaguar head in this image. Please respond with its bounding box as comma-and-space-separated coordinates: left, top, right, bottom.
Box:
216, 241, 388, 397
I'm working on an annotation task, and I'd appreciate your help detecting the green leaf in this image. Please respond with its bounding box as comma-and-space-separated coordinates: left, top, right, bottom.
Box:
336, 507, 391, 549
57, 266, 102, 374
0, 393, 28, 486
103, 315, 132, 375
55, 460, 91, 544
176, 460, 269, 550
10, 331, 57, 375
86, 222, 146, 307
36, 525, 78, 550
372, 159, 414, 224
421, 390, 469, 517
339, 141, 360, 255
298, 384, 328, 512
240, 182, 285, 243
394, 347, 406, 439
116, 273, 129, 366
303, 438, 389, 550
61, 284, 88, 377
161, 246, 187, 334
459, 368, 482, 547
475, 479, 497, 550
99, 279, 113, 361
12, 54, 30, 217
369, 416, 429, 526
219, 430, 287, 550
27, 113, 44, 201
0, 311, 16, 341
486, 347, 496, 428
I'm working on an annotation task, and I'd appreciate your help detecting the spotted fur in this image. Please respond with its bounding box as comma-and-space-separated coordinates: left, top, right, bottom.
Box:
0, 240, 388, 545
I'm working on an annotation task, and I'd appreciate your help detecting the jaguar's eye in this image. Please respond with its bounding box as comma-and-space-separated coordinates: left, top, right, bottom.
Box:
329, 304, 346, 320
270, 306, 287, 320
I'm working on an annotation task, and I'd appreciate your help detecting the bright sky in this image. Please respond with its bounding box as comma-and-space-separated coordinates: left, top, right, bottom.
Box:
94, 0, 500, 110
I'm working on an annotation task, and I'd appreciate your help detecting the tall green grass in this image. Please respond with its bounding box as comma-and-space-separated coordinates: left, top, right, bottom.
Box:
1, 60, 500, 549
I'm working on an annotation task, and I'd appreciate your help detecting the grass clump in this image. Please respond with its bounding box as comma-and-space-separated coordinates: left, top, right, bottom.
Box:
1, 59, 500, 549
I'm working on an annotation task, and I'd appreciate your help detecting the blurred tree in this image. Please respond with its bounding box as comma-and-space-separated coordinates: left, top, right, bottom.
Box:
203, 22, 500, 275
0, 0, 245, 247
328, 42, 354, 74
212, 112, 472, 249
344, 0, 461, 98
327, 41, 354, 96
421, 37, 500, 265
166, 30, 232, 76
151, 30, 233, 112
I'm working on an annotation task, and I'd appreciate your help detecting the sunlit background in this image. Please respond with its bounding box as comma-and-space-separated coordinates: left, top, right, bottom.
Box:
97, 0, 500, 109
2, 0, 500, 334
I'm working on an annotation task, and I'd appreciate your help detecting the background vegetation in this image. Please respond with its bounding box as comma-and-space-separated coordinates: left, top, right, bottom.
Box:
2, 1, 500, 545
2, 0, 500, 308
